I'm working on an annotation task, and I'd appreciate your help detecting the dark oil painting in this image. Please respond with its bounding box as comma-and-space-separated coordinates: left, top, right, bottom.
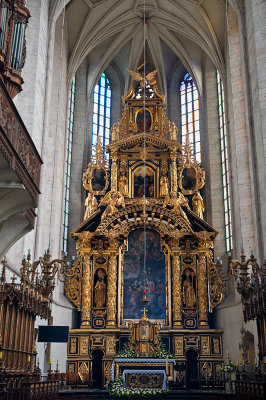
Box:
91, 167, 106, 192
134, 166, 155, 197
181, 167, 197, 191
123, 229, 166, 320
136, 108, 152, 132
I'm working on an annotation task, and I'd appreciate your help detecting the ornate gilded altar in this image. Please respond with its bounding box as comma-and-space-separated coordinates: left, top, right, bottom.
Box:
65, 68, 225, 387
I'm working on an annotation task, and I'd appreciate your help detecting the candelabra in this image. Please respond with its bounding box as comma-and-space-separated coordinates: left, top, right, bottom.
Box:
20, 249, 72, 300
229, 250, 266, 365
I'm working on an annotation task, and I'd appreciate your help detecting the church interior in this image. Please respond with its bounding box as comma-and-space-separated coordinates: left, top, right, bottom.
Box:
0, 0, 265, 399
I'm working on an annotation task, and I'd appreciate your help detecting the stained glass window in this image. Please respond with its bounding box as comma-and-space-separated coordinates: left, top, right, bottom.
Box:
92, 73, 111, 154
217, 70, 233, 252
180, 73, 201, 163
62, 75, 76, 254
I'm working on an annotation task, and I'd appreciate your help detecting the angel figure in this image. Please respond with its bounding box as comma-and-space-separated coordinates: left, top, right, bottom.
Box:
119, 173, 128, 196
84, 192, 98, 220
192, 191, 204, 219
164, 191, 190, 224
100, 191, 125, 222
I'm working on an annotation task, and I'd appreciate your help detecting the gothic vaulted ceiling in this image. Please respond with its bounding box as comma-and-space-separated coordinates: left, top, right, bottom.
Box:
50, 0, 241, 94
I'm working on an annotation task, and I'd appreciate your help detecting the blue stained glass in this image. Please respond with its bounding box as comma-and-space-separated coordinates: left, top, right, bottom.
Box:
180, 72, 201, 163
92, 72, 111, 155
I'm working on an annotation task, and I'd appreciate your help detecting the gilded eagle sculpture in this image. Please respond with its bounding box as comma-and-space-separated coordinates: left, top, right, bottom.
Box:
128, 67, 158, 87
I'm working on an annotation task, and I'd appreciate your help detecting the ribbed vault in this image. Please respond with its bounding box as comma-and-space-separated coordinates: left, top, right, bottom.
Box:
49, 0, 243, 93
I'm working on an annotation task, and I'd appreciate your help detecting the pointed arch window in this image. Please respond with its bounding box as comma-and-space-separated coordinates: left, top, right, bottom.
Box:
62, 75, 76, 254
180, 73, 201, 163
92, 72, 111, 154
217, 70, 233, 252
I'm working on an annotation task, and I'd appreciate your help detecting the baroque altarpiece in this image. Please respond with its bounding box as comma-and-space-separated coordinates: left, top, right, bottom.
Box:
65, 70, 225, 386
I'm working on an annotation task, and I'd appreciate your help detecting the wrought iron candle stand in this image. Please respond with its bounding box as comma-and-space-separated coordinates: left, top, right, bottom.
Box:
228, 250, 266, 367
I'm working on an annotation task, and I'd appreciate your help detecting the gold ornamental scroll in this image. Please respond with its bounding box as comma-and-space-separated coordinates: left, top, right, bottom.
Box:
111, 154, 118, 192
172, 253, 182, 327
170, 151, 178, 193
107, 250, 118, 327
198, 253, 209, 328
81, 256, 92, 328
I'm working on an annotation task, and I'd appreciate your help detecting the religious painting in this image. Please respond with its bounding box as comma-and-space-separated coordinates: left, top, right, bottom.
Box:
91, 167, 107, 192
123, 229, 166, 320
181, 167, 197, 191
134, 166, 155, 198
136, 108, 152, 132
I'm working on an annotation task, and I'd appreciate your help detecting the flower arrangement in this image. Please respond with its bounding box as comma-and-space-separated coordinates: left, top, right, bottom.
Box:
153, 344, 174, 359
115, 343, 136, 358
109, 376, 169, 399
219, 359, 236, 374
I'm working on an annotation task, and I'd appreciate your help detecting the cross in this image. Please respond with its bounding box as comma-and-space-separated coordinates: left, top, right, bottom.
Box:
141, 307, 148, 315
11, 275, 17, 285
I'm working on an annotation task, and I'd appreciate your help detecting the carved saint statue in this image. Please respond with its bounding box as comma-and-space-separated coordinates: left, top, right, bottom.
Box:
94, 269, 106, 308
192, 191, 204, 219
183, 276, 195, 308
111, 123, 119, 142
100, 191, 125, 222
119, 173, 128, 196
169, 121, 177, 141
160, 173, 169, 197
84, 192, 98, 220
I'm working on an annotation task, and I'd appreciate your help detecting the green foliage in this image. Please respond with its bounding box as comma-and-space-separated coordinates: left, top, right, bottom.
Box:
219, 359, 236, 374
109, 375, 169, 399
115, 343, 136, 358
153, 344, 174, 359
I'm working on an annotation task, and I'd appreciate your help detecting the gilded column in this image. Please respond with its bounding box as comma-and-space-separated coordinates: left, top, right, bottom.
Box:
81, 255, 92, 328
107, 251, 118, 327
172, 253, 182, 328
170, 151, 178, 193
111, 153, 118, 192
198, 253, 209, 328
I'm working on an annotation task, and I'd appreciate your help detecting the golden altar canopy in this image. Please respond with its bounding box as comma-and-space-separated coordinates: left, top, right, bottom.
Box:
65, 67, 225, 386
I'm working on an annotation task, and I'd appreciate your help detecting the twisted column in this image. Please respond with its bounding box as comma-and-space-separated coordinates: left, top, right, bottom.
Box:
198, 253, 209, 328
107, 252, 118, 327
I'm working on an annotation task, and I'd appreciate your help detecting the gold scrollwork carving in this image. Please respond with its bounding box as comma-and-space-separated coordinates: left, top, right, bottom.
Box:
106, 336, 116, 355
201, 336, 210, 355
81, 256, 92, 327
201, 362, 212, 380
65, 257, 82, 310
213, 338, 220, 354
197, 254, 208, 327
80, 336, 89, 355
175, 337, 183, 356
70, 337, 77, 354
172, 254, 182, 327
207, 256, 225, 312
106, 253, 118, 327
104, 361, 113, 384
178, 142, 205, 196
83, 136, 109, 195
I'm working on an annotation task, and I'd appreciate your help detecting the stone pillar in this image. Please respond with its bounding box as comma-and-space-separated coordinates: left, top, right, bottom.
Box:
106, 252, 118, 327
81, 256, 92, 328
198, 253, 208, 328
172, 253, 182, 328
